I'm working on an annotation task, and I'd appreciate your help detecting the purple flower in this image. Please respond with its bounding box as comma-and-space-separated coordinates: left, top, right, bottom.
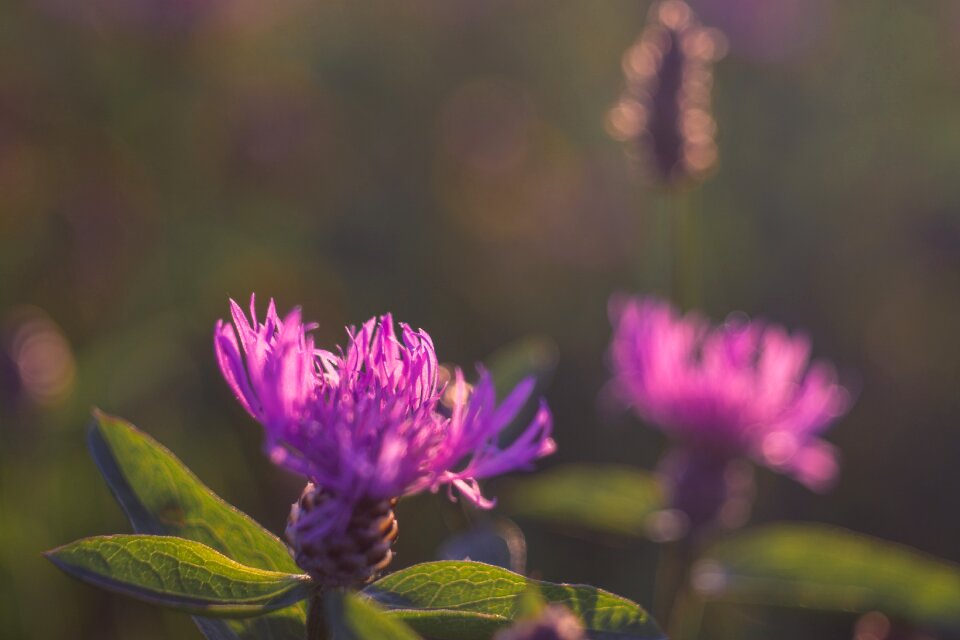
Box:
215, 295, 555, 539
608, 295, 850, 492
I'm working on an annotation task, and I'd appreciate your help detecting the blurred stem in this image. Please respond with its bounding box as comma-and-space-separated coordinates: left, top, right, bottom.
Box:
670, 188, 700, 310
307, 592, 327, 640
651, 191, 673, 295
668, 591, 706, 640
652, 538, 694, 629
648, 188, 700, 308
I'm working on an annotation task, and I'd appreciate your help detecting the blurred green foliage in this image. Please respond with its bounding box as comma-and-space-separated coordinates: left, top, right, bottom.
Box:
505, 465, 664, 539
695, 524, 960, 628
2, 0, 960, 638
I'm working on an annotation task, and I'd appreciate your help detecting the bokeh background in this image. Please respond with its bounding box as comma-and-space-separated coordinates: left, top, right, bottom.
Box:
2, 0, 960, 638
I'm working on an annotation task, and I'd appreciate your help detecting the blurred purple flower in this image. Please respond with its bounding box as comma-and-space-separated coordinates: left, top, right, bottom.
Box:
215, 295, 554, 578
608, 295, 850, 492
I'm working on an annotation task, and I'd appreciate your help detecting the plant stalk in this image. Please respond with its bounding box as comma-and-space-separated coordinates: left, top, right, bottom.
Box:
307, 591, 327, 640
648, 190, 674, 295
647, 187, 701, 310
652, 537, 694, 626
668, 590, 707, 640
669, 188, 700, 310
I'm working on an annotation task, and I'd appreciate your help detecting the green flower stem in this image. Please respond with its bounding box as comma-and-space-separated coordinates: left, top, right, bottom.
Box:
651, 537, 694, 627
648, 187, 701, 309
651, 190, 674, 295
307, 591, 327, 640
671, 188, 700, 310
667, 591, 707, 640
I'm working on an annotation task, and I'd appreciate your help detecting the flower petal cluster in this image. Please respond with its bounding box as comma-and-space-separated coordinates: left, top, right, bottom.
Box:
608, 295, 850, 491
215, 295, 555, 522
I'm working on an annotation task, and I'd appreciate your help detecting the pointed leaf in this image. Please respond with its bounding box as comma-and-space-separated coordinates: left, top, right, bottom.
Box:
88, 410, 298, 571
87, 411, 307, 638
325, 591, 422, 640
46, 535, 312, 617
697, 524, 960, 628
365, 560, 664, 640
504, 464, 665, 538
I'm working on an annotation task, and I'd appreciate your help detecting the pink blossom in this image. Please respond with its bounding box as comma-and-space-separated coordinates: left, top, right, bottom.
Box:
609, 295, 850, 491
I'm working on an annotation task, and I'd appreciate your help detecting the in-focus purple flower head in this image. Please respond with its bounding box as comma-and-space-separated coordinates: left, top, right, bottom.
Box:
215, 295, 555, 534
608, 294, 851, 492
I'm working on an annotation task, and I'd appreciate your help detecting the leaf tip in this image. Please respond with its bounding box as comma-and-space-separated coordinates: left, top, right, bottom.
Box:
41, 545, 69, 571
90, 406, 109, 423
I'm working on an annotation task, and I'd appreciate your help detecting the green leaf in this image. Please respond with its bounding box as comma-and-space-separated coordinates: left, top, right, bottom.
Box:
193, 609, 309, 640
365, 560, 664, 640
87, 411, 307, 638
45, 535, 312, 617
325, 591, 422, 640
515, 585, 547, 619
697, 524, 960, 628
89, 410, 299, 571
504, 464, 665, 538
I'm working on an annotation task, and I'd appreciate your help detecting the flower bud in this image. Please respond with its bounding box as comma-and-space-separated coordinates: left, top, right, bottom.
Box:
493, 605, 585, 640
286, 483, 399, 589
607, 0, 726, 186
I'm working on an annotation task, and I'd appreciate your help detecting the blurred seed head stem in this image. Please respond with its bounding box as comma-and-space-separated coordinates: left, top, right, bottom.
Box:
607, 1, 725, 307
607, 0, 726, 188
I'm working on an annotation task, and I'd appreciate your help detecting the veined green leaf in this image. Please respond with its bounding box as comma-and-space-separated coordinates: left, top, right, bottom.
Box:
88, 410, 298, 571
365, 560, 663, 640
373, 609, 503, 640
45, 535, 312, 617
504, 464, 665, 538
87, 411, 307, 638
325, 591, 422, 640
697, 524, 960, 628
